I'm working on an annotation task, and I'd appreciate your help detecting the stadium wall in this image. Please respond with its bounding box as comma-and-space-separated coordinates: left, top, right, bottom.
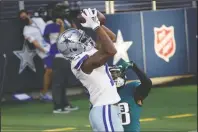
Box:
0, 8, 197, 93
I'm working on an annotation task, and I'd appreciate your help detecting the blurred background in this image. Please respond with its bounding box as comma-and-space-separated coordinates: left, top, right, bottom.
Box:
0, 0, 197, 132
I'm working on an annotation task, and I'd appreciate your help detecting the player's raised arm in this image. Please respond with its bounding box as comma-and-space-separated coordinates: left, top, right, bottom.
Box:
101, 25, 116, 42
124, 61, 152, 102
96, 25, 116, 49
97, 11, 116, 42
80, 8, 117, 74
95, 11, 116, 49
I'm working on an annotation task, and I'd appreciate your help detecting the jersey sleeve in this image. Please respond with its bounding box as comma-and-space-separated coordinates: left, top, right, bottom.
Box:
43, 25, 51, 37
71, 52, 89, 71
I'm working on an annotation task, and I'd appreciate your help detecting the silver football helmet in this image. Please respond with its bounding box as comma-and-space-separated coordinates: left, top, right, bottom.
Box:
57, 28, 95, 60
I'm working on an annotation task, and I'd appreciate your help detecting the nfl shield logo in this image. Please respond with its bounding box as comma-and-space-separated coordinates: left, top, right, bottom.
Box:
154, 25, 176, 62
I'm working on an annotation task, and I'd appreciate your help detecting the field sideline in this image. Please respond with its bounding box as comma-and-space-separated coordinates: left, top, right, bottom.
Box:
1, 85, 197, 132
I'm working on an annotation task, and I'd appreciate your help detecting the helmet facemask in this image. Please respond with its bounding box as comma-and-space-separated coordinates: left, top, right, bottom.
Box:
78, 29, 96, 51
109, 66, 125, 88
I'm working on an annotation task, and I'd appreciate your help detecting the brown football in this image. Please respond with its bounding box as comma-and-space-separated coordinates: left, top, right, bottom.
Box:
77, 10, 106, 25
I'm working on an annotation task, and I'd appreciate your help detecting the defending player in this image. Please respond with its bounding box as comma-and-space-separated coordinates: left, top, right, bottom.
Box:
57, 8, 123, 131
109, 61, 152, 132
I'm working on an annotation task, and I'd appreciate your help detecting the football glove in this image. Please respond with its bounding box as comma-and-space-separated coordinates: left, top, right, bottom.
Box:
121, 61, 134, 71
80, 8, 100, 30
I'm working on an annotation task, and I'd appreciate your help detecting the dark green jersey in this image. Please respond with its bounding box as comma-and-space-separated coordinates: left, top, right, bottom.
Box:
118, 81, 142, 132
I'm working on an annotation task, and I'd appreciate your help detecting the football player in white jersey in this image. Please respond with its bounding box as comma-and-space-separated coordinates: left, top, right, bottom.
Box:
57, 8, 123, 132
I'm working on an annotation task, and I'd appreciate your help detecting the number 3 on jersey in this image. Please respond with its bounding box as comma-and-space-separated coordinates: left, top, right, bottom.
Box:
118, 102, 131, 125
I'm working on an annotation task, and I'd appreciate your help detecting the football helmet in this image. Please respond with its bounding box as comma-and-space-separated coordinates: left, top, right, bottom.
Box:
57, 28, 95, 60
109, 65, 126, 88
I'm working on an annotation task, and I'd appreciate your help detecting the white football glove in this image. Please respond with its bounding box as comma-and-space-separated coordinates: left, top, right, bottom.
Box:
80, 8, 100, 30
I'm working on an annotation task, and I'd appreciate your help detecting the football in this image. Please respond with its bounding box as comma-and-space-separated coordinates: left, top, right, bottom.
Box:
77, 9, 106, 25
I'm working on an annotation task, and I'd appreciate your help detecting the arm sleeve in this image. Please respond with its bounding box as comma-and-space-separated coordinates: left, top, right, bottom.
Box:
132, 63, 152, 88
130, 63, 152, 101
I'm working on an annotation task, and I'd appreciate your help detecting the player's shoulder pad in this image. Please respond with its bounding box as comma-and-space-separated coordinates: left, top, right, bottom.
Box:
71, 52, 89, 70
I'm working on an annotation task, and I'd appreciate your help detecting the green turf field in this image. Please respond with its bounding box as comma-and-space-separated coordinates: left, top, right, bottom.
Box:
1, 85, 197, 132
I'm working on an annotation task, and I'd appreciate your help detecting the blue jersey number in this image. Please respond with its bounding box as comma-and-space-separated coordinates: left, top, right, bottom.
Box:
105, 64, 114, 86
118, 102, 131, 125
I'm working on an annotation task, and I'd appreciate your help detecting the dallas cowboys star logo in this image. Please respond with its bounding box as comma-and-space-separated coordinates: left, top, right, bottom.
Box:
13, 43, 37, 74
113, 30, 133, 65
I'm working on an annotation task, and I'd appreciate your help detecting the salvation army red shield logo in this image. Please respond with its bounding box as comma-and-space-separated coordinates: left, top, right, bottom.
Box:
154, 25, 176, 62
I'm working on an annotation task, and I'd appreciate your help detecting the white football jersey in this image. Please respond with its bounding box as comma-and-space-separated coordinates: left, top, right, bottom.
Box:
71, 48, 121, 107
